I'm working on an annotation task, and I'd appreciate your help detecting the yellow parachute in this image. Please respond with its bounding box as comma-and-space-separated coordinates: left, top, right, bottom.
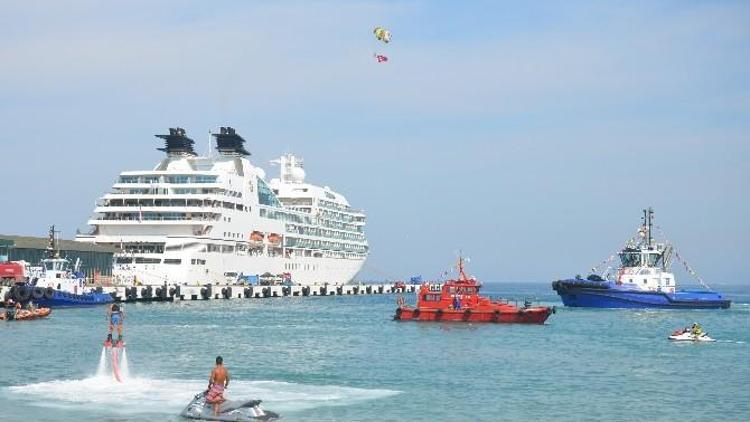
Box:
373, 26, 391, 43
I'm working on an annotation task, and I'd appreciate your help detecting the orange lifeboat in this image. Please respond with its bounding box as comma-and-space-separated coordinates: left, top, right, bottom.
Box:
267, 233, 282, 245
394, 258, 554, 324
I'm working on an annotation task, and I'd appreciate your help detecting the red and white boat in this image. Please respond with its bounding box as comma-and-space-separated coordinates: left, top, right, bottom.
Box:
394, 258, 554, 324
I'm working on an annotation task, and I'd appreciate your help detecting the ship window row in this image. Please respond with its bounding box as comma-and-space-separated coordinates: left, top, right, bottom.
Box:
260, 208, 312, 225
284, 237, 367, 253
115, 257, 161, 264
119, 175, 218, 184
100, 212, 216, 221
318, 199, 349, 211
284, 263, 319, 271
279, 198, 313, 207
191, 259, 207, 265
318, 219, 361, 233
119, 243, 165, 254
285, 224, 365, 242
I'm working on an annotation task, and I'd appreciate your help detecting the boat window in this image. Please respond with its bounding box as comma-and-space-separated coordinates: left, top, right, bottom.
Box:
115, 257, 133, 264
619, 251, 642, 267
646, 253, 663, 267
135, 257, 161, 264
423, 294, 441, 301
163, 259, 181, 265
257, 177, 282, 207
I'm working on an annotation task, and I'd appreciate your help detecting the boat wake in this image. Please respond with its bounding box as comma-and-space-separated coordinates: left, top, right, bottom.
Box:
5, 377, 399, 416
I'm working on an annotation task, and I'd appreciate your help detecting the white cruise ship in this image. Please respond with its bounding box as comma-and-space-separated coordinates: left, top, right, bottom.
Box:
76, 127, 368, 286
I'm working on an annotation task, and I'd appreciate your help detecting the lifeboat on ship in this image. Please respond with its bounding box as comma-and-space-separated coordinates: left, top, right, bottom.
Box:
394, 258, 554, 324
267, 233, 282, 246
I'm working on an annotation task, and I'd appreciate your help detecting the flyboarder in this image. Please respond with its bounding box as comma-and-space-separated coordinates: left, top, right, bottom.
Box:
106, 303, 125, 347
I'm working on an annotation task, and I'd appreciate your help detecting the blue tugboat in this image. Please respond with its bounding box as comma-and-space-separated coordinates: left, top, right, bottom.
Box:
5, 226, 114, 308
552, 208, 730, 309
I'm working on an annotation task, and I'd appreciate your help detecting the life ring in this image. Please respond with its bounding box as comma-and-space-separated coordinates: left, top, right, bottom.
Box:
44, 287, 54, 300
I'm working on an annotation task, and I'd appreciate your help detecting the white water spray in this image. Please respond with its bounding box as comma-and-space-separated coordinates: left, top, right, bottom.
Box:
120, 349, 130, 380
96, 348, 107, 377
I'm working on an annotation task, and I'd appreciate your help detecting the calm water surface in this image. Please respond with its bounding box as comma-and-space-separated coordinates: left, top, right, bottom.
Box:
1, 282, 748, 421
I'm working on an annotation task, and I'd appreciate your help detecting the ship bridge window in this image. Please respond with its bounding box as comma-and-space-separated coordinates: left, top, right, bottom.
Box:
115, 257, 133, 264
619, 251, 642, 267
119, 176, 139, 183
646, 253, 663, 267
164, 259, 182, 265
257, 177, 282, 207
195, 175, 217, 183
167, 175, 190, 184
135, 257, 161, 264
423, 294, 441, 302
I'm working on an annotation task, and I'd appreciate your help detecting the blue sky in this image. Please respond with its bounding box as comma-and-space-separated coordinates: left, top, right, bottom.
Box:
1, 1, 748, 283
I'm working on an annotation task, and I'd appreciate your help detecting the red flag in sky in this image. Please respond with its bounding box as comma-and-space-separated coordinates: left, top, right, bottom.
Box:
375, 54, 388, 63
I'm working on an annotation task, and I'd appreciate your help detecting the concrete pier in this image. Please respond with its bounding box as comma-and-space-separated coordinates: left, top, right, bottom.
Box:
0, 283, 420, 305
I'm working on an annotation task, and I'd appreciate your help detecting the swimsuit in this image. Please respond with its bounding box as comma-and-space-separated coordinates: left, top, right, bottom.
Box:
111, 312, 122, 325
206, 383, 225, 403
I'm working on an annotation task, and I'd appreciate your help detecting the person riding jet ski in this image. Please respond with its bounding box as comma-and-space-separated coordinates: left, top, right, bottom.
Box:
180, 356, 279, 421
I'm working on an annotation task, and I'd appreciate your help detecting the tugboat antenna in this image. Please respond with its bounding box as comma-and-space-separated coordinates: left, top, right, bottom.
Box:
642, 208, 654, 249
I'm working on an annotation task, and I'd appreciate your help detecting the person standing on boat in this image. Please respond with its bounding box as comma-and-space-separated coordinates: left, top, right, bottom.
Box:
691, 322, 703, 336
453, 295, 461, 310
106, 304, 125, 345
207, 356, 230, 416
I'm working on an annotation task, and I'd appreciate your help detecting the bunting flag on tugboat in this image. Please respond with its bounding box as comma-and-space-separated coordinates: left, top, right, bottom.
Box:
374, 54, 388, 63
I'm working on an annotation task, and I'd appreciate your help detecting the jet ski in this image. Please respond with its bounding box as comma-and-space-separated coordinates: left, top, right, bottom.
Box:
668, 330, 716, 342
180, 390, 279, 421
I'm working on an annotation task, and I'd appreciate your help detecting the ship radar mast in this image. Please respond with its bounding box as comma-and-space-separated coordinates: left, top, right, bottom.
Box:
271, 154, 306, 184
156, 127, 197, 156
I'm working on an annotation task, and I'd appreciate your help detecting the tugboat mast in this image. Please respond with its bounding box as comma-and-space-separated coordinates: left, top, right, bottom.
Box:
642, 207, 654, 249
46, 225, 60, 259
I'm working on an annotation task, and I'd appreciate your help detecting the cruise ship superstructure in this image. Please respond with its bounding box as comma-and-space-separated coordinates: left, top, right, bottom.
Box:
76, 127, 368, 286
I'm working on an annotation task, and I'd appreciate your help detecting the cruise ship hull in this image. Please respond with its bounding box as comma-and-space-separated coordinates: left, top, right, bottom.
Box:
552, 280, 731, 309
109, 252, 365, 286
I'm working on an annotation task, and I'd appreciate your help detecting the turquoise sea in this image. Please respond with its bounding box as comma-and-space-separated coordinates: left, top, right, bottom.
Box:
1, 282, 748, 421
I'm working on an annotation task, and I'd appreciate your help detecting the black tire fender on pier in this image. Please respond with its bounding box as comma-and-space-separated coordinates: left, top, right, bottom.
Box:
17, 286, 32, 302
244, 287, 253, 298
302, 286, 310, 296
262, 287, 270, 297
32, 287, 45, 300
